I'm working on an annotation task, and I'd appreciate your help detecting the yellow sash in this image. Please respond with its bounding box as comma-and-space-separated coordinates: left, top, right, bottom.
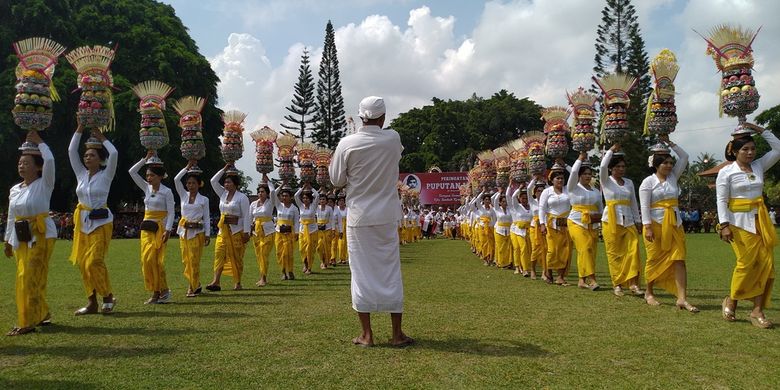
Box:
15, 212, 48, 236
301, 218, 315, 243
144, 210, 168, 249
218, 212, 241, 263
497, 221, 512, 228
513, 221, 531, 229
650, 198, 678, 251
605, 199, 630, 235
317, 219, 329, 225
546, 212, 570, 230
254, 216, 272, 236
572, 204, 599, 225
70, 203, 95, 263
729, 197, 777, 247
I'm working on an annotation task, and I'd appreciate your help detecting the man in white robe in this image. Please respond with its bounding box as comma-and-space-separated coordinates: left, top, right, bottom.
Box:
329, 96, 413, 348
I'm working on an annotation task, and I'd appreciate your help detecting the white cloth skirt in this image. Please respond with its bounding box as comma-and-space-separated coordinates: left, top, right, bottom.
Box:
347, 223, 404, 313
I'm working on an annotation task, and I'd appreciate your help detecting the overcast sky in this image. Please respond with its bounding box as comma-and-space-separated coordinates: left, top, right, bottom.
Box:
161, 0, 780, 182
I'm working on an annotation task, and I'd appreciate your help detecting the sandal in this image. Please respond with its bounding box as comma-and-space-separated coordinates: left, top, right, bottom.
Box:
38, 313, 52, 326
194, 285, 202, 295
186, 291, 197, 298
588, 283, 600, 291
645, 295, 661, 306
749, 315, 774, 329
389, 336, 415, 348
676, 301, 699, 313
629, 285, 645, 296
74, 306, 98, 316
101, 298, 117, 314
721, 297, 736, 322
613, 286, 625, 297
205, 284, 221, 292
6, 327, 36, 336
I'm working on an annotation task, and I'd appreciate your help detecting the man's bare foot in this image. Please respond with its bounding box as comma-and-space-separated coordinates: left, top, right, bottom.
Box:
389, 333, 415, 347
352, 336, 374, 347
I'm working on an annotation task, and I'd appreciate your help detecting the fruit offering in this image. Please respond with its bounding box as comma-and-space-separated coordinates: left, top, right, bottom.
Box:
12, 37, 66, 132
567, 87, 598, 151
220, 110, 247, 163
507, 139, 528, 183
494, 147, 510, 188
700, 24, 760, 121
593, 73, 637, 142
66, 45, 116, 131
276, 132, 298, 182
541, 106, 570, 158
522, 131, 547, 175
133, 81, 174, 152
477, 150, 496, 190
174, 96, 207, 162
644, 49, 680, 136
315, 147, 333, 188
250, 126, 278, 174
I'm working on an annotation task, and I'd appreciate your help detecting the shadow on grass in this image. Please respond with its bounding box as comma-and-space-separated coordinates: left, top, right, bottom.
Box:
0, 345, 173, 359
0, 378, 99, 390
415, 338, 550, 357
40, 324, 203, 336
112, 310, 251, 318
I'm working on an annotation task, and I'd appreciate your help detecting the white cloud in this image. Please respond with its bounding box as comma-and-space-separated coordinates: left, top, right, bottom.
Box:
209, 0, 780, 184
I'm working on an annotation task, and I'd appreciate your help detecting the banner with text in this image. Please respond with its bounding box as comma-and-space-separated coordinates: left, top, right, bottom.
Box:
399, 172, 468, 205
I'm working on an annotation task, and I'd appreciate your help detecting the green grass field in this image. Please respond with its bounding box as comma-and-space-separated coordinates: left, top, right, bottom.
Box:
0, 233, 779, 389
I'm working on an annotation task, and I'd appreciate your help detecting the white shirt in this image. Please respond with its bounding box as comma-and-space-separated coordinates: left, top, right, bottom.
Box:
210, 167, 251, 234
539, 186, 571, 229
5, 143, 56, 249
174, 167, 211, 239
250, 180, 277, 237
491, 191, 513, 236
716, 131, 780, 233
566, 159, 604, 228
599, 150, 641, 227
639, 144, 688, 226
527, 179, 546, 227
129, 158, 175, 230
295, 188, 320, 233
273, 186, 300, 233
330, 125, 403, 227
68, 133, 118, 233
334, 206, 347, 233
507, 187, 533, 237
316, 204, 334, 230
474, 191, 497, 227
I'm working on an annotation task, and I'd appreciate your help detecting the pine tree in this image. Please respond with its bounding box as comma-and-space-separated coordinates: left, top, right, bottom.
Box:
281, 49, 317, 142
312, 20, 347, 149
592, 0, 652, 185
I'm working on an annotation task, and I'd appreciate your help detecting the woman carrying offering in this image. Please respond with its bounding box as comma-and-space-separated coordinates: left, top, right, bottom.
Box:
174, 162, 210, 297
208, 166, 251, 291
295, 184, 319, 274
507, 179, 534, 277
567, 152, 603, 291
539, 163, 572, 286
639, 135, 697, 312
274, 183, 300, 279
600, 144, 644, 297
491, 188, 513, 269
4, 132, 56, 336
717, 123, 780, 328
129, 152, 175, 304
474, 188, 496, 265
250, 175, 276, 287
527, 176, 548, 281
68, 124, 118, 314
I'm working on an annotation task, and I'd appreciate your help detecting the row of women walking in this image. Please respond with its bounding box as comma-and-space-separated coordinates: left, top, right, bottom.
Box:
4, 124, 349, 336
460, 125, 776, 329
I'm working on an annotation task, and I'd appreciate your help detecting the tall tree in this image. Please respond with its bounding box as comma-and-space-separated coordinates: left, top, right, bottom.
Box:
281, 48, 316, 142
592, 0, 652, 186
312, 20, 346, 149
0, 0, 223, 212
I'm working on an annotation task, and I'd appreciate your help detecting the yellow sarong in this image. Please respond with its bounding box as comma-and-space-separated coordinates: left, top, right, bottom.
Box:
545, 213, 571, 272
214, 214, 246, 282
253, 217, 274, 277
602, 221, 641, 287
643, 221, 685, 296
729, 197, 777, 248
74, 222, 113, 297
530, 216, 546, 271
180, 231, 205, 290
511, 221, 532, 271
338, 217, 349, 262
299, 218, 317, 266
275, 218, 295, 272
651, 199, 680, 251
568, 219, 598, 278
494, 221, 512, 267
317, 218, 332, 263
13, 213, 54, 328
140, 210, 168, 292
729, 225, 775, 307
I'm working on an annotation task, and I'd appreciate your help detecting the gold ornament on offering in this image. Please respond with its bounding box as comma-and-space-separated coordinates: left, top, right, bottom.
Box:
276, 132, 298, 182
697, 24, 761, 126
297, 142, 317, 184
173, 95, 207, 163
65, 45, 116, 132
542, 106, 571, 158
644, 49, 679, 136
133, 80, 175, 154
315, 147, 333, 188
593, 73, 638, 142
567, 87, 598, 152
12, 37, 67, 132
220, 110, 247, 164
250, 125, 278, 174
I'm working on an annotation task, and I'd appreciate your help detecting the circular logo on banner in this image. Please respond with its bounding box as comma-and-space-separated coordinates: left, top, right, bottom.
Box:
403, 174, 421, 192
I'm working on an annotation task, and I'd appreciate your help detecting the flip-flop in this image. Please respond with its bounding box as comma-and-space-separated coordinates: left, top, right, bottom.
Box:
205, 284, 221, 292
101, 298, 117, 314
74, 306, 98, 316
389, 336, 415, 348
352, 337, 373, 348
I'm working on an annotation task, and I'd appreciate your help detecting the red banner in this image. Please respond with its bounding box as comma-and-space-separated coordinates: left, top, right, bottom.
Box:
399, 172, 468, 205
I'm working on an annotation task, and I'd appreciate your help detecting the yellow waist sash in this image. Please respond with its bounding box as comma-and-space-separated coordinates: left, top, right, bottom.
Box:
15, 212, 48, 236
572, 204, 599, 225
479, 216, 491, 228
254, 216, 273, 236
546, 212, 570, 230
301, 218, 316, 242
144, 210, 168, 249
497, 221, 512, 228
729, 197, 777, 247
70, 203, 105, 263
605, 199, 631, 235
513, 221, 531, 229
317, 219, 329, 225
650, 198, 678, 251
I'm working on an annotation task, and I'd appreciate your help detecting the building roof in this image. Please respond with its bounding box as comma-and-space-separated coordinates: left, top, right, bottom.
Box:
697, 161, 731, 178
